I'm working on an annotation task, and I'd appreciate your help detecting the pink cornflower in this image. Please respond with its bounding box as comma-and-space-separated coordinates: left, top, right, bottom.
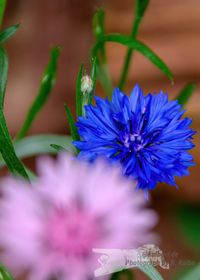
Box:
0, 155, 157, 280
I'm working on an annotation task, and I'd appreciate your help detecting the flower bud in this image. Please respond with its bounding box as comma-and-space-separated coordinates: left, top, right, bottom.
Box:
81, 75, 93, 94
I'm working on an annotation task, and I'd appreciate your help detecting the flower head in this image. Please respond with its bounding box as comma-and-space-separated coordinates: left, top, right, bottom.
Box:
0, 155, 157, 280
74, 84, 195, 193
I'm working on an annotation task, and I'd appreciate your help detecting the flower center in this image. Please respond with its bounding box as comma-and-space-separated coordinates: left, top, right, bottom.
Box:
44, 207, 98, 257
123, 133, 144, 152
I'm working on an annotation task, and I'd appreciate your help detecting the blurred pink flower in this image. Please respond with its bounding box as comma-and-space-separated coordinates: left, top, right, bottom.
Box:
0, 155, 158, 280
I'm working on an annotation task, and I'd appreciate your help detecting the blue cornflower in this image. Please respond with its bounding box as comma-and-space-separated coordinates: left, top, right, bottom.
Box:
74, 84, 195, 194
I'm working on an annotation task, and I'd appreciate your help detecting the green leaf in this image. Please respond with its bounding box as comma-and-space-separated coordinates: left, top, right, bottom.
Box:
50, 144, 67, 152
175, 204, 200, 251
64, 104, 79, 142
92, 8, 105, 41
118, 0, 150, 90
176, 83, 196, 106
0, 0, 6, 26
16, 47, 61, 140
92, 34, 173, 83
0, 24, 20, 45
0, 111, 29, 179
92, 9, 113, 98
88, 57, 97, 104
0, 264, 14, 280
76, 64, 83, 117
138, 264, 164, 280
136, 0, 150, 18
110, 269, 134, 280
0, 134, 75, 168
0, 47, 29, 179
179, 264, 200, 280
0, 47, 8, 108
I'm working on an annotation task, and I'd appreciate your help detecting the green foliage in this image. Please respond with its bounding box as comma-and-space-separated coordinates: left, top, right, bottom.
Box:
0, 47, 7, 107
0, 47, 29, 179
138, 264, 164, 280
179, 264, 200, 280
88, 57, 97, 104
0, 24, 19, 44
92, 9, 113, 98
111, 269, 134, 280
118, 0, 150, 90
0, 134, 74, 167
92, 34, 173, 83
0, 264, 14, 280
16, 47, 61, 140
175, 204, 200, 251
0, 0, 6, 26
50, 144, 67, 152
64, 104, 79, 142
76, 64, 83, 117
176, 83, 196, 106
93, 8, 105, 40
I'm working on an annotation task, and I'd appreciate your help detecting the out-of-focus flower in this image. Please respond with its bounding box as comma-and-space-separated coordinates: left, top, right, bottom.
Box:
0, 155, 157, 280
74, 84, 195, 195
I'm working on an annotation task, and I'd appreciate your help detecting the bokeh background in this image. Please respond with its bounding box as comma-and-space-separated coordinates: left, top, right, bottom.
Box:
2, 0, 200, 279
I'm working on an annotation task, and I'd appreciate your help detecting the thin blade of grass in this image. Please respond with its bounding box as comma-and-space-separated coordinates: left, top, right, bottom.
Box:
16, 47, 61, 140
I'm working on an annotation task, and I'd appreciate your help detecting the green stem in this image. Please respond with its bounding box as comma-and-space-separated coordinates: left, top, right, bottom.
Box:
118, 0, 149, 90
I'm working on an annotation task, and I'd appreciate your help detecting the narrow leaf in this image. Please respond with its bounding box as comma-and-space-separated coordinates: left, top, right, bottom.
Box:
76, 64, 83, 117
16, 47, 61, 140
92, 9, 113, 98
0, 0, 6, 26
175, 204, 200, 251
180, 264, 200, 280
111, 269, 134, 280
0, 111, 29, 179
118, 0, 150, 90
0, 47, 8, 108
64, 104, 79, 141
88, 57, 97, 104
92, 34, 173, 82
0, 47, 29, 179
0, 135, 75, 168
92, 8, 105, 40
0, 24, 19, 44
138, 264, 164, 280
0, 264, 14, 280
176, 83, 196, 106
137, 0, 150, 18
50, 144, 66, 152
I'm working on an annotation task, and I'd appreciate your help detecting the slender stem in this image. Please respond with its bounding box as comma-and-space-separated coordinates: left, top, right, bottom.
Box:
118, 0, 146, 90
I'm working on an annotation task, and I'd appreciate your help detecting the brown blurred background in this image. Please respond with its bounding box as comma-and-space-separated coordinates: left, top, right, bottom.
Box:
2, 0, 200, 279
